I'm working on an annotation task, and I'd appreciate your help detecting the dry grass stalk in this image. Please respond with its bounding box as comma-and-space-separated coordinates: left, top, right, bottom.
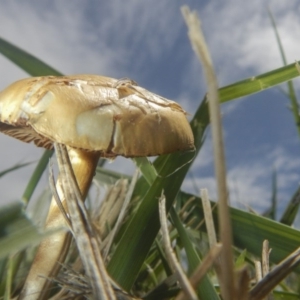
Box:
48, 265, 139, 300
200, 189, 217, 247
254, 261, 262, 282
102, 169, 139, 259
181, 5, 235, 300
200, 188, 223, 288
249, 247, 300, 300
262, 240, 271, 278
54, 143, 116, 300
49, 265, 91, 299
158, 193, 198, 300
179, 196, 196, 223
262, 240, 272, 300
49, 162, 72, 229
234, 267, 250, 300
94, 179, 128, 239
175, 244, 222, 300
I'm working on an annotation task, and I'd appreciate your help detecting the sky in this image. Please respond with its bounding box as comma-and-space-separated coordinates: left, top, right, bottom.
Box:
0, 0, 300, 219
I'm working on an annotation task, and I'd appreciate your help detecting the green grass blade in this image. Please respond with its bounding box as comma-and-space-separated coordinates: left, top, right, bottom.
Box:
170, 207, 220, 299
0, 37, 61, 204
154, 238, 173, 277
268, 11, 300, 224
270, 169, 277, 220
0, 202, 59, 259
0, 252, 25, 296
107, 99, 208, 290
107, 153, 195, 289
268, 9, 288, 66
273, 291, 300, 300
107, 61, 300, 289
133, 157, 157, 185
0, 162, 32, 178
0, 202, 59, 295
0, 37, 62, 76
263, 168, 277, 220
234, 249, 247, 268
2, 35, 300, 295
268, 9, 300, 138
219, 61, 300, 103
3, 256, 13, 300
280, 186, 300, 226
183, 191, 300, 270
22, 150, 53, 204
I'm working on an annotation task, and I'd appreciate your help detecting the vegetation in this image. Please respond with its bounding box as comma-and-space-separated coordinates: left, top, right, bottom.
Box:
1, 6, 300, 300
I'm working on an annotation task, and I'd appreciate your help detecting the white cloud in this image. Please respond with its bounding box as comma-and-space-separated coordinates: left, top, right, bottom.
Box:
182, 175, 217, 200
0, 0, 300, 214
0, 1, 183, 203
184, 144, 300, 214
227, 163, 272, 211
226, 146, 300, 213
200, 0, 300, 87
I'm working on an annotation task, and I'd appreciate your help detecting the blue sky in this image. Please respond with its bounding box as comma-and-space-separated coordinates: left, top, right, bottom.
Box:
0, 0, 300, 217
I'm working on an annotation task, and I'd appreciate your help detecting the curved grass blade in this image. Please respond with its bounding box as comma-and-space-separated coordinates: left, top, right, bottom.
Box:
0, 162, 32, 178
0, 202, 59, 259
22, 150, 53, 204
117, 156, 219, 298
273, 290, 300, 300
181, 191, 300, 271
0, 37, 62, 76
219, 61, 300, 103
170, 207, 220, 299
2, 35, 300, 294
133, 157, 157, 185
107, 99, 208, 290
263, 169, 277, 220
280, 186, 300, 226
0, 37, 61, 204
108, 153, 196, 289
268, 9, 300, 137
108, 61, 300, 290
0, 38, 62, 291
0, 201, 60, 296
268, 11, 300, 226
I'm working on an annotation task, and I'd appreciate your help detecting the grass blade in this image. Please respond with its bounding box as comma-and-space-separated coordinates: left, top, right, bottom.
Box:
268, 9, 300, 138
170, 207, 220, 299
182, 191, 300, 270
0, 37, 61, 76
0, 202, 58, 259
181, 6, 234, 299
219, 61, 300, 103
0, 37, 61, 204
0, 162, 32, 178
22, 150, 53, 204
107, 60, 300, 289
107, 98, 207, 290
280, 186, 300, 225
1, 34, 300, 297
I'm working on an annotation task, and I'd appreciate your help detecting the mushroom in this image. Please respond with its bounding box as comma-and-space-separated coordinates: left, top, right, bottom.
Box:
0, 75, 194, 299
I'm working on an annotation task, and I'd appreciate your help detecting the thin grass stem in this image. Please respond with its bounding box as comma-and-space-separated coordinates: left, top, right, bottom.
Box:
181, 5, 234, 300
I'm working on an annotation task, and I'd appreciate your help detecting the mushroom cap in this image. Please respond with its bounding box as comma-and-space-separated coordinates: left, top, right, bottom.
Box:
0, 75, 194, 157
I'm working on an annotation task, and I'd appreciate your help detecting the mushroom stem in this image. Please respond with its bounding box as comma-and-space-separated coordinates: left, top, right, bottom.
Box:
18, 147, 100, 300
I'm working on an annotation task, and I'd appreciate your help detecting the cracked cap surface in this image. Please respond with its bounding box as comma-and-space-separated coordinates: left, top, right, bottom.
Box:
0, 75, 194, 157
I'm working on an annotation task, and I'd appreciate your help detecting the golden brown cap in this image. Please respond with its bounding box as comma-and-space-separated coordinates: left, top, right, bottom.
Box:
0, 75, 194, 157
